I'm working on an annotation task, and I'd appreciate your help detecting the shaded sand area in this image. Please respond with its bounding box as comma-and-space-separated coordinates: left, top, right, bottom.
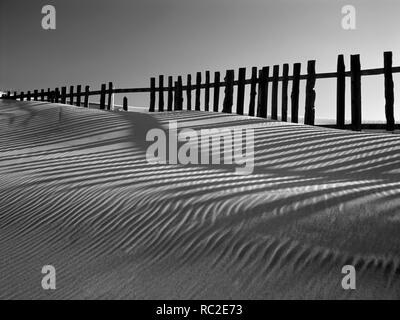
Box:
0, 99, 400, 300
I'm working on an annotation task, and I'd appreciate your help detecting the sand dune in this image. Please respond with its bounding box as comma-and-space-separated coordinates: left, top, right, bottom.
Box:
0, 99, 400, 299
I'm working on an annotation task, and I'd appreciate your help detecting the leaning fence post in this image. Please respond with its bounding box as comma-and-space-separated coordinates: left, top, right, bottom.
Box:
304, 60, 316, 125
123, 96, 128, 111
271, 65, 279, 120
195, 72, 202, 111
84, 86, 90, 108
384, 51, 395, 131
76, 85, 82, 107
222, 70, 234, 113
158, 76, 164, 112
282, 64, 289, 122
236, 67, 246, 115
213, 72, 220, 112
291, 63, 301, 123
257, 67, 269, 118
69, 86, 74, 105
350, 55, 362, 131
336, 55, 346, 129
149, 77, 156, 112
99, 84, 106, 110
248, 67, 258, 117
168, 76, 173, 111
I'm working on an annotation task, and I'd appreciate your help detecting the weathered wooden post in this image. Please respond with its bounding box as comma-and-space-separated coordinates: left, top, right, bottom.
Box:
384, 51, 395, 131
47, 88, 51, 102
55, 88, 60, 103
60, 87, 66, 104
195, 72, 201, 111
20, 92, 24, 101
107, 82, 114, 110
205, 71, 211, 111
99, 84, 106, 110
213, 72, 220, 112
336, 55, 346, 129
40, 89, 45, 101
186, 75, 192, 111
123, 96, 128, 111
236, 67, 246, 115
291, 63, 301, 123
69, 86, 74, 105
257, 67, 269, 118
158, 76, 164, 112
168, 76, 173, 111
304, 60, 316, 125
149, 77, 156, 112
222, 70, 234, 113
248, 67, 258, 117
76, 85, 82, 107
33, 90, 38, 101
27, 91, 31, 101
84, 86, 90, 108
271, 65, 279, 120
174, 76, 183, 111
282, 64, 289, 122
350, 55, 362, 131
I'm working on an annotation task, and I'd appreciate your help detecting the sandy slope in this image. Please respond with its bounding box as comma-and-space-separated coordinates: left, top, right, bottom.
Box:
0, 100, 399, 300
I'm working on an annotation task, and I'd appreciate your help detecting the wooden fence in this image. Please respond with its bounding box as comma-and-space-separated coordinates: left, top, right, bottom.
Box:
2, 52, 400, 131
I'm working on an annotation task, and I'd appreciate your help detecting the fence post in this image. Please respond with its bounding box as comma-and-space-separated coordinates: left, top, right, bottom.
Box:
46, 88, 51, 102
69, 86, 74, 105
304, 60, 316, 125
40, 89, 45, 101
20, 92, 24, 101
195, 72, 201, 111
282, 64, 289, 122
222, 70, 234, 113
336, 55, 346, 129
168, 76, 173, 111
186, 75, 192, 111
123, 96, 128, 111
236, 67, 246, 115
174, 76, 183, 111
350, 55, 362, 131
205, 71, 210, 111
33, 90, 38, 101
60, 87, 66, 104
291, 63, 301, 123
384, 51, 395, 131
158, 76, 164, 112
84, 86, 90, 108
55, 88, 60, 103
257, 67, 269, 118
99, 84, 106, 110
213, 72, 220, 112
149, 77, 156, 112
27, 91, 31, 101
107, 82, 114, 110
248, 67, 258, 117
271, 65, 279, 120
76, 85, 82, 107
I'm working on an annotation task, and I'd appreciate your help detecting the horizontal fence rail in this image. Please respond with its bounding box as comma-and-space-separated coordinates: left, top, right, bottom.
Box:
2, 52, 400, 131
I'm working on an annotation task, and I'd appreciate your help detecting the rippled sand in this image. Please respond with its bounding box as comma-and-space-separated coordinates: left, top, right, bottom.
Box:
0, 100, 399, 299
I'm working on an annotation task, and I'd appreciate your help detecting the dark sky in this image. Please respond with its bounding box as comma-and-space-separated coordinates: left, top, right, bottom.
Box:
1, 0, 400, 120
